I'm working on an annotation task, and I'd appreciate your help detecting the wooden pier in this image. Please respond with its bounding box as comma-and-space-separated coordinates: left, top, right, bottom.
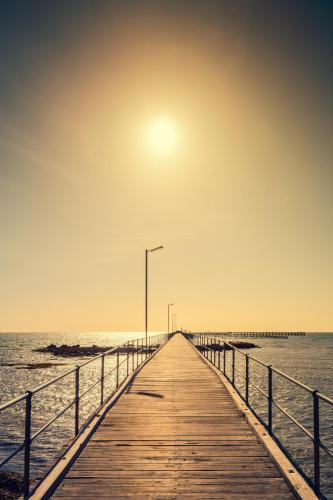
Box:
33, 334, 315, 499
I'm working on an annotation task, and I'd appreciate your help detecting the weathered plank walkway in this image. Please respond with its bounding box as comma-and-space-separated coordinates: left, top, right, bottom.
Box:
52, 333, 294, 498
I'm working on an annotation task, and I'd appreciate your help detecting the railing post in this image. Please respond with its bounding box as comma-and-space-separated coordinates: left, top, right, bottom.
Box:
232, 348, 235, 386
268, 365, 273, 435
213, 341, 216, 366
223, 342, 226, 375
245, 354, 249, 405
136, 339, 139, 368
23, 391, 32, 499
218, 340, 221, 370
132, 341, 134, 372
100, 354, 105, 405
313, 390, 320, 494
75, 366, 80, 436
126, 341, 129, 376
116, 350, 119, 388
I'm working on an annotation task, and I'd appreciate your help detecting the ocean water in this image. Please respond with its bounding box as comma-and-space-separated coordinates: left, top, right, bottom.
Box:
0, 331, 332, 497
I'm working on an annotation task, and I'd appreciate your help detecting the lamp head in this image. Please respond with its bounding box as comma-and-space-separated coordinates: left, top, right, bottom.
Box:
149, 245, 164, 252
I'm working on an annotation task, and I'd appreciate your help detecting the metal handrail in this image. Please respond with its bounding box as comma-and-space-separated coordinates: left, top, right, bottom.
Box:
0, 332, 169, 499
193, 335, 333, 498
0, 392, 29, 412
318, 392, 333, 405
30, 367, 77, 395
271, 398, 314, 441
271, 366, 314, 393
30, 399, 76, 442
0, 443, 25, 469
249, 379, 268, 399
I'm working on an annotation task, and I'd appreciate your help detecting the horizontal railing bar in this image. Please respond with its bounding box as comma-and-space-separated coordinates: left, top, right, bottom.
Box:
271, 367, 313, 393
234, 366, 245, 377
78, 346, 119, 368
317, 392, 333, 406
77, 396, 111, 427
103, 356, 129, 378
0, 443, 25, 468
320, 441, 333, 459
31, 400, 76, 442
79, 378, 102, 399
31, 368, 77, 395
0, 392, 28, 412
229, 348, 268, 368
81, 347, 142, 398
104, 367, 117, 378
248, 380, 268, 399
272, 399, 314, 440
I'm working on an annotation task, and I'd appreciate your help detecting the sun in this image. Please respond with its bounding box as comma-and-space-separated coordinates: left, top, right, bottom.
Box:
146, 116, 179, 155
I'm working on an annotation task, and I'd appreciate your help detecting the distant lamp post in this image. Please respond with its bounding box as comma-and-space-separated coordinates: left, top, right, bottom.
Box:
145, 246, 164, 345
172, 314, 177, 333
168, 303, 175, 333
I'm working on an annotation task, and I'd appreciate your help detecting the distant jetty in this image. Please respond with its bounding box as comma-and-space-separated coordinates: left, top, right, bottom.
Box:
193, 331, 305, 339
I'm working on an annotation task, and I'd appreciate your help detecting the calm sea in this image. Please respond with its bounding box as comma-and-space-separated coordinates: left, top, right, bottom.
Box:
0, 331, 332, 496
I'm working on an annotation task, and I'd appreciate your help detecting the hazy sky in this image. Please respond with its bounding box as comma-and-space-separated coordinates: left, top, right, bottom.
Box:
1, 1, 333, 332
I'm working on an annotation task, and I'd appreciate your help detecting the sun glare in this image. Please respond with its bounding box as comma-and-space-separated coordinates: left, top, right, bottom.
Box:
146, 116, 179, 155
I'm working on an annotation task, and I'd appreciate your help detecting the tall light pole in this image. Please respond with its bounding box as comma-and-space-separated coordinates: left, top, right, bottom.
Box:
168, 303, 175, 333
172, 314, 177, 332
145, 245, 164, 345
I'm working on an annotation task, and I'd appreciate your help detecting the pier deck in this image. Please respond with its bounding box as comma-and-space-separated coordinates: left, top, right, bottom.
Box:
51, 333, 294, 498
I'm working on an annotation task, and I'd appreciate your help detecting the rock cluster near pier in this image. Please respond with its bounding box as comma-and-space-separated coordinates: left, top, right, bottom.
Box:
0, 471, 25, 499
33, 343, 158, 357
0, 361, 66, 369
196, 341, 258, 352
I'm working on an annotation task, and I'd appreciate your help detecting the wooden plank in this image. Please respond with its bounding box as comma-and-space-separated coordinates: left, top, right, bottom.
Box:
48, 334, 296, 498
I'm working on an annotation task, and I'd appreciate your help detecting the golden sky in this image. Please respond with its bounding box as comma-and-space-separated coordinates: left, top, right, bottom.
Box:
0, 2, 333, 332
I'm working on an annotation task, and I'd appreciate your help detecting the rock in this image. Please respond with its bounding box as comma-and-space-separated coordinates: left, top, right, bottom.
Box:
0, 471, 25, 499
0, 362, 66, 369
33, 344, 113, 357
33, 344, 159, 358
230, 341, 258, 349
197, 341, 258, 352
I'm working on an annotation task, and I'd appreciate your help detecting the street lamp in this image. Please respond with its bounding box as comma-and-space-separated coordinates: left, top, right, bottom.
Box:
168, 303, 175, 333
172, 314, 177, 333
145, 245, 164, 345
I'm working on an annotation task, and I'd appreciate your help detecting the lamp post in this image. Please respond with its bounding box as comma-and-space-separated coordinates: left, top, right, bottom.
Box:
168, 303, 175, 333
145, 246, 164, 345
172, 314, 176, 333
